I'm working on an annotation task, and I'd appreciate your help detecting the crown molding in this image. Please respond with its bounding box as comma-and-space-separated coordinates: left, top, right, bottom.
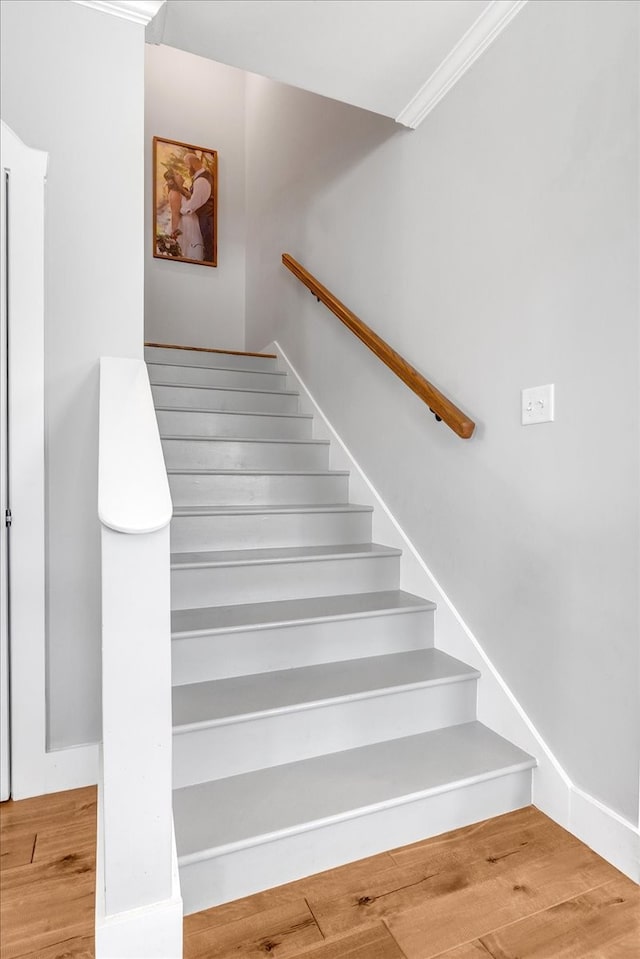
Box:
395, 0, 528, 129
72, 0, 165, 26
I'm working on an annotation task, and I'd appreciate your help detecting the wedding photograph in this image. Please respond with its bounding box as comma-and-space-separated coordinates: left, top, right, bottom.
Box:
153, 136, 217, 266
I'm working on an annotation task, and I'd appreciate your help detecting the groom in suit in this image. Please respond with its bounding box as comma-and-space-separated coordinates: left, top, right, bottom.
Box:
181, 153, 215, 262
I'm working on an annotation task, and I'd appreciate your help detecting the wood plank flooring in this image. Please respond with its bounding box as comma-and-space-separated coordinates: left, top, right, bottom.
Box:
0, 786, 96, 959
1, 789, 638, 958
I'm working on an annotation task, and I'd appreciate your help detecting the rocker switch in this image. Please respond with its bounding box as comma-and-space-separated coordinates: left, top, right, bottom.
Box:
521, 384, 555, 425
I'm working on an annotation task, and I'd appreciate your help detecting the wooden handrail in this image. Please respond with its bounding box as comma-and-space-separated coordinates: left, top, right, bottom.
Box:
282, 254, 475, 439
145, 341, 276, 359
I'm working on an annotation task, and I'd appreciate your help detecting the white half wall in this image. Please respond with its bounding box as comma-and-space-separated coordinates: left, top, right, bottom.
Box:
245, 0, 640, 825
145, 44, 246, 350
1, 0, 145, 758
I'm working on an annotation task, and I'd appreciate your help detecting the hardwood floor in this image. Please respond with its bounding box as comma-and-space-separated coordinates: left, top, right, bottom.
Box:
0, 786, 96, 959
1, 790, 638, 958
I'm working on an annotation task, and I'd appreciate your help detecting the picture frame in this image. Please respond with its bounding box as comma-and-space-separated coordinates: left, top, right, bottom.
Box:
152, 136, 218, 267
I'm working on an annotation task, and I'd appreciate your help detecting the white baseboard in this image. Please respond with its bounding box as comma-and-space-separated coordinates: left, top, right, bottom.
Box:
570, 785, 639, 883
45, 742, 99, 794
8, 741, 100, 801
95, 895, 183, 959
269, 339, 639, 884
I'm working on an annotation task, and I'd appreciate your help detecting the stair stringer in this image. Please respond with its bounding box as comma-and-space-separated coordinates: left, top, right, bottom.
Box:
265, 344, 570, 824
268, 339, 640, 884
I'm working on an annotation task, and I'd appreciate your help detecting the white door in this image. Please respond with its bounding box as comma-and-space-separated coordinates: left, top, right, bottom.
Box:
0, 165, 10, 801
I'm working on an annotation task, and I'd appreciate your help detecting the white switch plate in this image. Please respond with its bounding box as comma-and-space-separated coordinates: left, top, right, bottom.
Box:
521, 384, 554, 425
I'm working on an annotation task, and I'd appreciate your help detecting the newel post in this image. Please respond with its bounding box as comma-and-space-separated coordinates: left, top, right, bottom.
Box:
96, 357, 181, 958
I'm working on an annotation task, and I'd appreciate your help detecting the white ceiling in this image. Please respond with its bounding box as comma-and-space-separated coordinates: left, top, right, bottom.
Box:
74, 1, 528, 128
158, 0, 494, 119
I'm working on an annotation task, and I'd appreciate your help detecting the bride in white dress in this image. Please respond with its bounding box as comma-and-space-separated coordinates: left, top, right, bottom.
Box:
165, 171, 204, 261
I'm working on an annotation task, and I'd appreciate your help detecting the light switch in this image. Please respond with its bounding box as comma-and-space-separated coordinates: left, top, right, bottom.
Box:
521, 384, 554, 425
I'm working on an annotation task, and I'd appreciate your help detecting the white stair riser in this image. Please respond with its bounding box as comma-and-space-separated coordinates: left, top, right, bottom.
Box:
170, 508, 372, 552
178, 771, 532, 914
148, 363, 288, 391
152, 384, 298, 414
173, 680, 477, 788
172, 609, 435, 684
145, 347, 278, 372
162, 438, 329, 471
171, 554, 400, 609
156, 409, 312, 440
168, 472, 349, 508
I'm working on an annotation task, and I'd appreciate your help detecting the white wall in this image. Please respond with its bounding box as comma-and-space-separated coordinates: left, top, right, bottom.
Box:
245, 0, 640, 823
145, 45, 246, 350
0, 0, 145, 750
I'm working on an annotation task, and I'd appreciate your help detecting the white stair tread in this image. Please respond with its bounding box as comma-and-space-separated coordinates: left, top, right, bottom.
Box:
153, 381, 299, 397
155, 406, 312, 419
166, 468, 349, 476
147, 361, 284, 377
171, 589, 434, 636
172, 649, 477, 731
161, 435, 329, 446
171, 503, 373, 517
173, 722, 536, 862
171, 542, 401, 569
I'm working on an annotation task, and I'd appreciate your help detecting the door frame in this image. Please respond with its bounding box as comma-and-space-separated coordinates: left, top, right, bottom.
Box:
2, 121, 99, 800
1, 162, 9, 800
2, 121, 48, 799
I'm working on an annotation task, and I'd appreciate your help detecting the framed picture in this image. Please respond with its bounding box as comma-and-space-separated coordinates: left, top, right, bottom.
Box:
153, 136, 217, 267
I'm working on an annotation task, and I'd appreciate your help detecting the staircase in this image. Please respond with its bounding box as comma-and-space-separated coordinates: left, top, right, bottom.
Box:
146, 344, 536, 916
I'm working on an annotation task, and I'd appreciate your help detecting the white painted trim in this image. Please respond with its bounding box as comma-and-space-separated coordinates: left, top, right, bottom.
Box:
44, 742, 99, 794
1, 122, 48, 801
395, 0, 529, 129
1, 124, 102, 802
269, 340, 639, 883
570, 785, 639, 883
72, 0, 165, 26
99, 358, 172, 534
0, 128, 9, 802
